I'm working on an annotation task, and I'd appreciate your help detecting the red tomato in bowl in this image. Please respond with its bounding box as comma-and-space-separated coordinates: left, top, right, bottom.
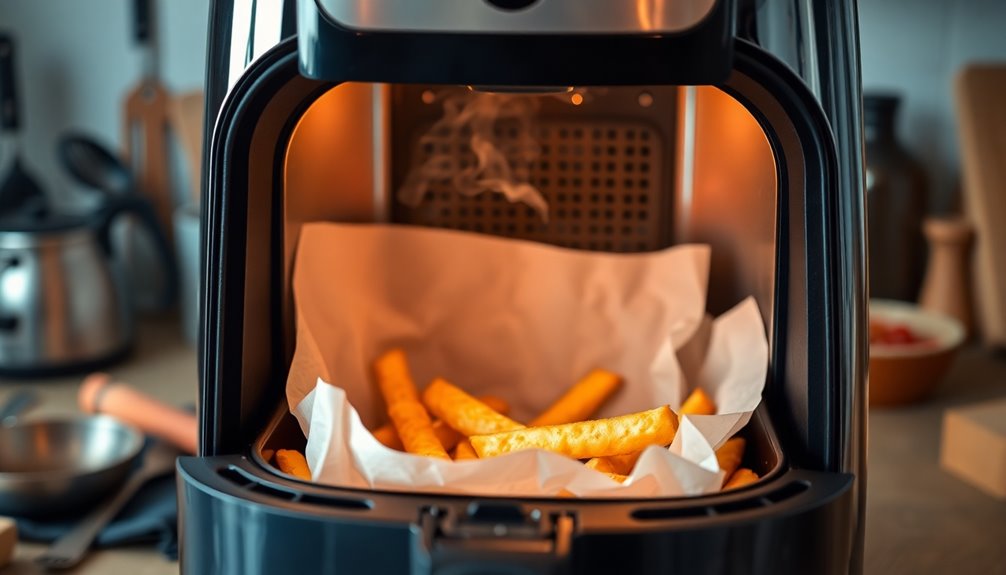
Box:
870, 320, 935, 346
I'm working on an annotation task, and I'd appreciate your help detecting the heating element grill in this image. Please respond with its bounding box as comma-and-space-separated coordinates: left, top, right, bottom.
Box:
394, 120, 670, 252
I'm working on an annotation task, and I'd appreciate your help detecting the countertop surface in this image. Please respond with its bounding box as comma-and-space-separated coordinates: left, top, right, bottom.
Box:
0, 317, 1004, 574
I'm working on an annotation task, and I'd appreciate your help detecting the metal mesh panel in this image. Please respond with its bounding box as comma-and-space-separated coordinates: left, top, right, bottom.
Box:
394, 119, 668, 252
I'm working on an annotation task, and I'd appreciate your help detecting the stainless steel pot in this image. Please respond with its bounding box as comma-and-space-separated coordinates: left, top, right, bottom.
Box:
0, 195, 177, 377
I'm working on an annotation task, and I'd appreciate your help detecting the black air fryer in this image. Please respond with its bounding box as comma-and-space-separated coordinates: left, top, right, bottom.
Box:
178, 0, 868, 573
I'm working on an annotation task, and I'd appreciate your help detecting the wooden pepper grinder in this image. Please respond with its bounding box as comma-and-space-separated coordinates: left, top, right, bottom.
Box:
918, 217, 974, 337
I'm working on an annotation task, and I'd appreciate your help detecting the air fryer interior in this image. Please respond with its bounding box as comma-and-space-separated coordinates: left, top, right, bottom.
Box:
256, 82, 780, 495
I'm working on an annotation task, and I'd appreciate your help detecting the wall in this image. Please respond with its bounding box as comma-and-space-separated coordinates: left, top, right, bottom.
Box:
0, 0, 208, 207
859, 0, 1006, 214
3, 0, 1004, 213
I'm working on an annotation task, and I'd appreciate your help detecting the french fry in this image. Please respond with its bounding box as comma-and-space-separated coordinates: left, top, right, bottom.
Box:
275, 449, 311, 480
423, 378, 524, 436
604, 472, 629, 483
723, 468, 759, 490
471, 406, 678, 459
453, 440, 479, 460
261, 448, 275, 464
585, 388, 717, 477
374, 349, 421, 405
680, 388, 716, 415
387, 402, 450, 459
372, 395, 511, 451
715, 437, 746, 479
372, 425, 403, 450
374, 349, 449, 459
584, 457, 620, 474
531, 369, 623, 427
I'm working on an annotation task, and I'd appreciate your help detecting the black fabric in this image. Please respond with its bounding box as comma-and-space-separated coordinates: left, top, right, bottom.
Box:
14, 440, 179, 560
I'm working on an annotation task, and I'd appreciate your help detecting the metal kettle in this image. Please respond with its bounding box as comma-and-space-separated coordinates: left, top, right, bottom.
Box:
0, 195, 177, 377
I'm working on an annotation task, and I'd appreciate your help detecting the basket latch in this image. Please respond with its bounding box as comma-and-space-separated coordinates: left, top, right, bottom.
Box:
411, 502, 575, 575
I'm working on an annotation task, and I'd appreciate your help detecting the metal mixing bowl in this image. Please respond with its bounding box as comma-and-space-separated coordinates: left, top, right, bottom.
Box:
0, 415, 144, 518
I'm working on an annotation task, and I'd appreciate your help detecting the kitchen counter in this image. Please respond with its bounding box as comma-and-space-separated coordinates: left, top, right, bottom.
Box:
0, 316, 196, 575
0, 317, 1004, 574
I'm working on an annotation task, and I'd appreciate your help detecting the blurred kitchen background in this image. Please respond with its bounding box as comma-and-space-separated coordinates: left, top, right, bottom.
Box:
2, 0, 207, 208
0, 0, 1004, 573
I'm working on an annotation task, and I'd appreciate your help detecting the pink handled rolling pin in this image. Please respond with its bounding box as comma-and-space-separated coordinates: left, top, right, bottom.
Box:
79, 373, 199, 455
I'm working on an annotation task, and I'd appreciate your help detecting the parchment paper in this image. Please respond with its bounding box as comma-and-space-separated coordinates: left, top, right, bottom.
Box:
287, 223, 767, 497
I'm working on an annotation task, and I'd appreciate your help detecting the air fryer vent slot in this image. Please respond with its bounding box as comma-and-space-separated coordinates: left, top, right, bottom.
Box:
218, 467, 255, 487
396, 121, 667, 252
297, 493, 372, 510
217, 466, 371, 510
631, 479, 810, 521
631, 506, 714, 521
247, 482, 299, 501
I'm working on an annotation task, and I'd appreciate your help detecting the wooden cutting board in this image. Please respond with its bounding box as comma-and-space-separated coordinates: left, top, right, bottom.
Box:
169, 90, 204, 206
123, 81, 173, 245
955, 65, 1006, 346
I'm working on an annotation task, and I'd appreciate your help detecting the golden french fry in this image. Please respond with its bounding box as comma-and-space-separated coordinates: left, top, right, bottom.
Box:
584, 457, 620, 474
680, 388, 716, 415
471, 406, 678, 459
588, 450, 644, 475
374, 349, 421, 405
723, 468, 759, 490
422, 378, 524, 436
388, 402, 450, 459
715, 437, 746, 479
261, 449, 275, 464
479, 395, 512, 415
275, 449, 311, 480
374, 350, 449, 459
531, 369, 623, 427
604, 472, 629, 483
372, 425, 404, 450
372, 394, 511, 451
453, 439, 479, 460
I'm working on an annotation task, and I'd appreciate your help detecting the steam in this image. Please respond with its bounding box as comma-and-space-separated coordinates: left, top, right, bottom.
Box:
398, 90, 549, 221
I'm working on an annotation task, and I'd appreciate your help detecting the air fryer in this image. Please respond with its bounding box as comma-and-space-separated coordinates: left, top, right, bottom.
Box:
178, 0, 868, 573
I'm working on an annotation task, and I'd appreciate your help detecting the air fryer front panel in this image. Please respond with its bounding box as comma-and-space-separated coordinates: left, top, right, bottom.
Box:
297, 0, 737, 86
314, 0, 719, 34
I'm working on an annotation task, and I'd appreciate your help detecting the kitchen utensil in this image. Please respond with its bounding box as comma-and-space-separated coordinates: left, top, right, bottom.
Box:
58, 132, 178, 314
956, 65, 1006, 347
0, 414, 143, 518
58, 134, 133, 196
919, 217, 974, 337
123, 0, 173, 244
0, 190, 177, 377
0, 34, 47, 219
80, 373, 197, 454
34, 439, 179, 570
169, 91, 205, 205
0, 389, 36, 426
869, 299, 964, 407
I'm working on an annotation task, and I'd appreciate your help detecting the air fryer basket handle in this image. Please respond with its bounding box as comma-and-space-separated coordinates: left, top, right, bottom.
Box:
413, 507, 574, 575
94, 194, 179, 310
